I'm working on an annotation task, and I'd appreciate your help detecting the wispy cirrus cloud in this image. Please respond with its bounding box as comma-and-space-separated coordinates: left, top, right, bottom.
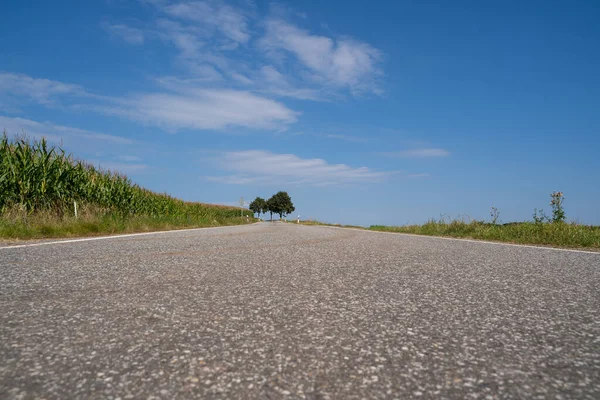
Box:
155, 19, 215, 75
0, 72, 84, 107
162, 1, 250, 45
95, 161, 149, 174
3, 2, 386, 134
102, 23, 145, 45
382, 148, 451, 158
260, 19, 383, 95
323, 133, 368, 143
150, 2, 252, 82
118, 155, 142, 162
0, 115, 133, 144
407, 173, 431, 178
102, 88, 298, 131
206, 150, 394, 186
0, 72, 298, 132
256, 65, 324, 101
131, 1, 384, 99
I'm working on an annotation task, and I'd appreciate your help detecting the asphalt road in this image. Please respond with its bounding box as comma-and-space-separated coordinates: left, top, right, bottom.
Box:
1, 222, 599, 399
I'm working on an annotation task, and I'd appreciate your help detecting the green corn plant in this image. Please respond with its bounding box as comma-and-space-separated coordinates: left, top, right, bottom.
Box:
0, 134, 244, 222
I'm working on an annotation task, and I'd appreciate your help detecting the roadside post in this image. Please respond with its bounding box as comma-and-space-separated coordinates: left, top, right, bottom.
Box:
297, 215, 300, 224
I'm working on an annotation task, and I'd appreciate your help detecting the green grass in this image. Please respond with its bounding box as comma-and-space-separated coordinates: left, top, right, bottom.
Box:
370, 219, 600, 249
0, 212, 253, 240
293, 218, 600, 250
0, 134, 253, 240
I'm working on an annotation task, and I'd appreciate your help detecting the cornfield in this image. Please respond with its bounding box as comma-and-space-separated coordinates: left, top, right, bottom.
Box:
0, 134, 242, 222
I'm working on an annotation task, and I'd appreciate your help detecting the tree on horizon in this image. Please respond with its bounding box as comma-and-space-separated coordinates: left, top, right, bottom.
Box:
267, 191, 295, 221
249, 197, 267, 219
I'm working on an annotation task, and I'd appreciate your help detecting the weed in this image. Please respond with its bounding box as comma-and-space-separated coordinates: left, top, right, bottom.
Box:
490, 206, 500, 225
550, 191, 566, 223
533, 208, 549, 224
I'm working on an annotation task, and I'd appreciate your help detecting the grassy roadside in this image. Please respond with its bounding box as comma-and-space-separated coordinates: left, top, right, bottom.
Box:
294, 219, 600, 250
370, 220, 600, 249
0, 212, 254, 241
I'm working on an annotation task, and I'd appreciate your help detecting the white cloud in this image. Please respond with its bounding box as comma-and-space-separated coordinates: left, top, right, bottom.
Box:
104, 89, 298, 131
407, 173, 430, 178
206, 150, 392, 186
261, 65, 287, 85
0, 72, 84, 106
186, 64, 224, 81
384, 148, 451, 158
261, 19, 382, 94
230, 72, 254, 85
323, 133, 367, 143
148, 2, 254, 83
143, 2, 383, 98
102, 23, 145, 45
0, 116, 133, 144
157, 19, 202, 57
154, 75, 218, 90
156, 19, 205, 62
118, 155, 142, 162
256, 65, 324, 101
4, 1, 388, 132
155, 18, 236, 80
96, 161, 149, 174
163, 1, 250, 44
1, 72, 298, 133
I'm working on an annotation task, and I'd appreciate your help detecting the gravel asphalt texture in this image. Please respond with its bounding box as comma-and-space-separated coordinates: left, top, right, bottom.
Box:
1, 222, 599, 399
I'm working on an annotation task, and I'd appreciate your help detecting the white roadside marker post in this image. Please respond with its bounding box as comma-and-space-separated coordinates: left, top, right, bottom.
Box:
297, 215, 300, 224
74, 201, 78, 219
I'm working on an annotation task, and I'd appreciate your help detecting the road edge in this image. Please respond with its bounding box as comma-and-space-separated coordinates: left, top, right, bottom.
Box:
0, 222, 262, 250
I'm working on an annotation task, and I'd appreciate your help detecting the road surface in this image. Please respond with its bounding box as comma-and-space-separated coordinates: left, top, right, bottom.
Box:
1, 222, 599, 399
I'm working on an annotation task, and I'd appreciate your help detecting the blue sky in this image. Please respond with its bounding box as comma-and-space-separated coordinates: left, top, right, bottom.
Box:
1, 0, 599, 226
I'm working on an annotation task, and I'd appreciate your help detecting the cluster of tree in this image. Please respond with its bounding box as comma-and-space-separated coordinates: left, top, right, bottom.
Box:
249, 191, 295, 221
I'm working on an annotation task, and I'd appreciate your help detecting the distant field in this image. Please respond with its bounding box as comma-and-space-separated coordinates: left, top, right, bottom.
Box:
0, 134, 253, 240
